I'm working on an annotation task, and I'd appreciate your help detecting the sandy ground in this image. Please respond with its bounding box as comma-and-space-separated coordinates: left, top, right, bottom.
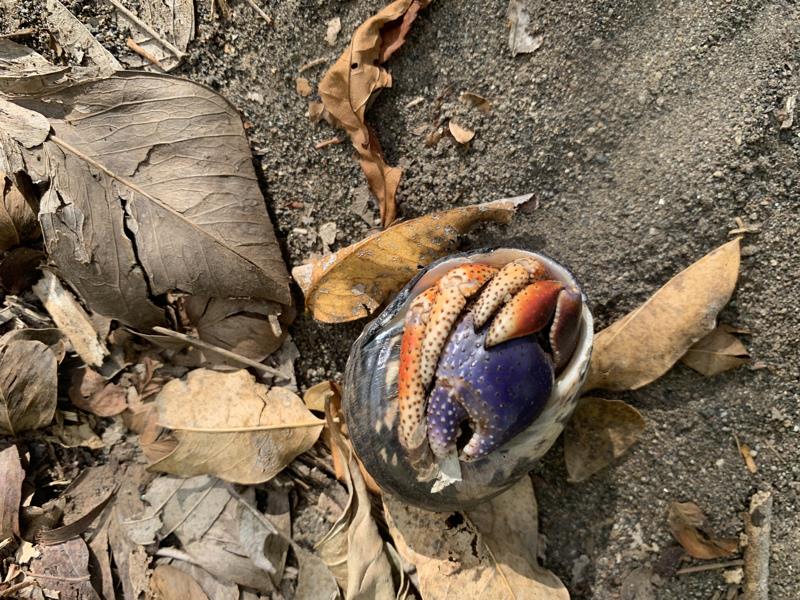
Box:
6, 0, 800, 598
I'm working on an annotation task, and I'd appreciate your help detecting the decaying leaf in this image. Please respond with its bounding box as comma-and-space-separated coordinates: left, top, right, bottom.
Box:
318, 0, 431, 227
680, 323, 749, 377
667, 501, 739, 560
293, 542, 341, 600
33, 270, 108, 368
448, 120, 475, 144
115, 0, 195, 71
0, 39, 68, 96
151, 565, 209, 600
315, 401, 395, 599
0, 172, 39, 251
0, 97, 50, 149
292, 194, 533, 322
585, 239, 741, 391
45, 0, 122, 76
386, 476, 568, 599
460, 91, 492, 113
7, 71, 291, 328
507, 0, 543, 56
69, 369, 127, 417
0, 445, 24, 540
29, 537, 101, 599
0, 340, 57, 435
564, 397, 646, 482
151, 369, 323, 484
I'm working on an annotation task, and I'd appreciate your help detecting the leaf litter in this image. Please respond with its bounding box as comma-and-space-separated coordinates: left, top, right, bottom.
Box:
0, 3, 762, 598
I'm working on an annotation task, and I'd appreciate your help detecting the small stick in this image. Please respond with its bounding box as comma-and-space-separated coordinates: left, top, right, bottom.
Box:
676, 559, 744, 575
104, 0, 185, 59
126, 37, 165, 69
243, 0, 272, 25
314, 136, 345, 150
0, 28, 34, 39
743, 490, 772, 600
298, 57, 327, 73
149, 326, 283, 378
0, 578, 34, 598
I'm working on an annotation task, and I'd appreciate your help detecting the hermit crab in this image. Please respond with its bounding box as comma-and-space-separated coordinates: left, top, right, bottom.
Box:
344, 248, 593, 510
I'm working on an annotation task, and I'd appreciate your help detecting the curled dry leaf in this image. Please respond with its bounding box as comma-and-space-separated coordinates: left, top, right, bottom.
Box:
564, 397, 646, 482
460, 91, 492, 113
0, 39, 68, 96
318, 0, 431, 227
8, 70, 290, 328
667, 501, 739, 560
151, 369, 324, 484
45, 0, 122, 76
448, 120, 476, 144
680, 323, 749, 377
0, 445, 24, 540
0, 340, 57, 435
0, 172, 39, 252
585, 238, 741, 391
385, 476, 568, 599
292, 195, 533, 323
507, 0, 544, 56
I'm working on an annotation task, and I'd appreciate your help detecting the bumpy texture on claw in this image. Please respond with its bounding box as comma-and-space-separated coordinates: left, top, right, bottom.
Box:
472, 257, 547, 328
417, 264, 497, 390
485, 280, 564, 348
398, 287, 438, 447
427, 313, 553, 460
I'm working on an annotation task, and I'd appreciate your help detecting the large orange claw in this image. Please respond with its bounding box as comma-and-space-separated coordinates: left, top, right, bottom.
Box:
485, 280, 564, 348
398, 287, 438, 448
472, 257, 547, 328
418, 264, 498, 391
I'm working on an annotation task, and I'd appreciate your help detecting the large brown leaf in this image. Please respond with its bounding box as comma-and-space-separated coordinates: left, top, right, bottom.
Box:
385, 477, 568, 599
585, 239, 741, 391
151, 369, 324, 484
0, 340, 57, 435
564, 397, 646, 482
9, 72, 290, 328
292, 195, 533, 323
319, 0, 431, 227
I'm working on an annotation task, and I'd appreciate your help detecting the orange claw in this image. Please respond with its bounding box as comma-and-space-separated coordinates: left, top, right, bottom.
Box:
485, 280, 564, 348
418, 263, 498, 391
398, 287, 438, 448
472, 257, 547, 328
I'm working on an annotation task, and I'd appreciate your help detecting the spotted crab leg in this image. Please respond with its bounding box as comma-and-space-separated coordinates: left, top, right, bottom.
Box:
418, 264, 498, 386
397, 287, 438, 448
472, 257, 547, 328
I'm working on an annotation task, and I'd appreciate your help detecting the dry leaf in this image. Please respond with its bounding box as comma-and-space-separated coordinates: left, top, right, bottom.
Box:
325, 16, 342, 46
9, 71, 291, 328
740, 443, 757, 474
296, 76, 313, 97
0, 172, 39, 251
70, 372, 128, 418
585, 238, 741, 391
33, 270, 108, 368
293, 542, 341, 600
0, 340, 57, 435
303, 380, 337, 412
0, 445, 24, 540
29, 538, 101, 599
151, 369, 323, 484
564, 397, 646, 482
0, 97, 50, 149
0, 247, 44, 294
151, 565, 209, 600
115, 0, 195, 71
778, 93, 796, 129
680, 324, 749, 377
507, 0, 543, 56
45, 0, 122, 76
460, 91, 492, 113
448, 120, 475, 144
318, 0, 431, 227
386, 476, 568, 599
169, 562, 239, 600
292, 194, 533, 322
0, 39, 68, 96
667, 501, 739, 560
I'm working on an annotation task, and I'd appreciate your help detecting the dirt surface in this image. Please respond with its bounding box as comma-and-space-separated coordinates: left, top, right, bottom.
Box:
5, 0, 800, 598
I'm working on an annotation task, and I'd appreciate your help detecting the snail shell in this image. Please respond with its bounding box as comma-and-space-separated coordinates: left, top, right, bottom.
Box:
343, 248, 593, 510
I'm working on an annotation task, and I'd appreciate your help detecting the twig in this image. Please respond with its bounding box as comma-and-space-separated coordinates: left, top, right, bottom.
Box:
104, 0, 185, 59
0, 578, 34, 597
126, 37, 165, 69
744, 490, 772, 600
314, 137, 345, 150
676, 559, 744, 575
298, 57, 327, 73
148, 326, 283, 378
0, 28, 34, 39
243, 0, 272, 25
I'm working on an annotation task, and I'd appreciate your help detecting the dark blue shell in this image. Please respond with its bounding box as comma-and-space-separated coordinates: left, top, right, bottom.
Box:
427, 313, 554, 458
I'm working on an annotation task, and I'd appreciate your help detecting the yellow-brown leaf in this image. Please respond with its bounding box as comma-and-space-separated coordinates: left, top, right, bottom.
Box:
680, 323, 749, 377
667, 501, 739, 560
